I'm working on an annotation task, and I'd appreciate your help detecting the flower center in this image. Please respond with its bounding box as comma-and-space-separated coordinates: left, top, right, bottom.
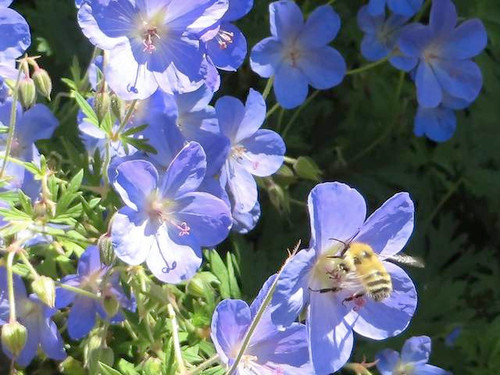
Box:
215, 29, 235, 50
230, 145, 260, 171
395, 362, 415, 375
143, 26, 160, 54
146, 194, 191, 237
284, 43, 302, 68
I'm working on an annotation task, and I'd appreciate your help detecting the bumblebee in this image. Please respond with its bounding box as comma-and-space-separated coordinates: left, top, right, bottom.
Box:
311, 241, 423, 303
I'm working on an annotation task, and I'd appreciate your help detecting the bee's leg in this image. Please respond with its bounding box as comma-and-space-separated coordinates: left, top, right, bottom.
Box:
308, 287, 341, 294
342, 292, 365, 307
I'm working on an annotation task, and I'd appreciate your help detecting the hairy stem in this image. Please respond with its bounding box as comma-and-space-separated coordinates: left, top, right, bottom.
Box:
168, 303, 186, 374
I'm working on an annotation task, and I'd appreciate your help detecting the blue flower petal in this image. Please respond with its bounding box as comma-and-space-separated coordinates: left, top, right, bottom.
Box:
362, 34, 391, 61
175, 192, 232, 247
210, 299, 251, 365
146, 229, 202, 283
439, 19, 487, 59
161, 142, 207, 199
77, 2, 124, 50
216, 95, 246, 142
308, 182, 366, 253
55, 275, 80, 309
308, 292, 354, 374
414, 105, 456, 142
354, 192, 414, 257
413, 364, 450, 374
347, 262, 417, 340
250, 274, 277, 318
271, 248, 316, 328
239, 129, 286, 177
77, 245, 102, 276
274, 63, 308, 109
299, 5, 340, 48
388, 0, 423, 17
226, 160, 258, 213
112, 160, 159, 211
367, 0, 385, 16
375, 349, 400, 375
429, 0, 457, 37
40, 318, 67, 360
206, 23, 247, 71
68, 297, 97, 339
13, 316, 39, 366
433, 59, 483, 103
398, 23, 433, 58
234, 89, 266, 143
0, 1, 14, 7
231, 200, 261, 234
415, 61, 442, 108
401, 335, 432, 364
250, 37, 282, 78
0, 8, 31, 60
16, 105, 58, 145
269, 0, 304, 40
223, 0, 253, 22
298, 46, 346, 90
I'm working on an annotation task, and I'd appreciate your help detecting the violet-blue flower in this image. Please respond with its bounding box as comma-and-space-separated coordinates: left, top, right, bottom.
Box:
367, 0, 423, 17
250, 1, 346, 109
397, 0, 487, 108
0, 268, 66, 366
215, 89, 285, 232
0, 99, 58, 198
0, 2, 31, 79
270, 182, 417, 374
78, 0, 229, 100
357, 5, 410, 64
55, 245, 136, 340
203, 0, 253, 71
376, 336, 450, 375
211, 275, 312, 374
110, 142, 232, 283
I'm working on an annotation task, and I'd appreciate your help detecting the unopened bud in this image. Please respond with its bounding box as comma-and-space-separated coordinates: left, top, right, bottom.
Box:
143, 357, 162, 375
98, 234, 115, 266
33, 198, 56, 219
110, 94, 124, 121
1, 321, 27, 357
32, 68, 52, 100
186, 272, 216, 298
18, 77, 36, 108
267, 182, 288, 214
32, 276, 56, 307
102, 293, 120, 318
95, 91, 111, 124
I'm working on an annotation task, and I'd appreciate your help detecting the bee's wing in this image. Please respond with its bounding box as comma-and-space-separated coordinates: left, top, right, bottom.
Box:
384, 254, 425, 268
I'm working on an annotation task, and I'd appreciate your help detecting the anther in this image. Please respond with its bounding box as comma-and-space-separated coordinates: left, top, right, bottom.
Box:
216, 30, 234, 50
143, 27, 160, 54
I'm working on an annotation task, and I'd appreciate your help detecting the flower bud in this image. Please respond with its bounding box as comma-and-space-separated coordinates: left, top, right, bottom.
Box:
110, 94, 124, 121
32, 276, 56, 307
267, 181, 289, 214
98, 234, 115, 266
95, 91, 111, 124
143, 357, 162, 375
102, 293, 120, 318
32, 68, 52, 100
33, 198, 56, 219
186, 272, 217, 298
18, 77, 36, 108
1, 321, 27, 357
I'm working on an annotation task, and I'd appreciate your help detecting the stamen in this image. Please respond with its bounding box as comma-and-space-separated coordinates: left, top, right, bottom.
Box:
231, 145, 260, 171
176, 222, 191, 237
143, 27, 160, 54
216, 29, 234, 50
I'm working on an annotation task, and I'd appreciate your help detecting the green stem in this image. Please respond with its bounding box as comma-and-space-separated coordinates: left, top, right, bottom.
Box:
102, 140, 111, 194
168, 303, 186, 373
116, 99, 138, 135
281, 90, 319, 139
262, 77, 274, 100
266, 102, 280, 119
18, 251, 40, 278
423, 177, 464, 230
349, 71, 406, 164
284, 156, 297, 164
6, 252, 17, 323
346, 56, 390, 76
58, 283, 102, 300
0, 68, 23, 178
187, 355, 220, 375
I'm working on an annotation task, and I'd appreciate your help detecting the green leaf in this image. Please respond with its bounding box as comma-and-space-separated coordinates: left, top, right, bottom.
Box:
72, 90, 98, 125
293, 156, 322, 181
206, 250, 231, 299
98, 362, 122, 375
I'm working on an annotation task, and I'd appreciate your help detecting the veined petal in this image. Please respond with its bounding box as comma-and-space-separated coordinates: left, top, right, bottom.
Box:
269, 0, 303, 40
429, 0, 457, 38
250, 37, 283, 78
432, 59, 483, 103
354, 192, 414, 257
77, 245, 102, 276
239, 129, 285, 177
67, 297, 97, 340
55, 275, 80, 309
308, 292, 354, 374
397, 23, 433, 58
207, 23, 247, 72
111, 208, 154, 265
167, 0, 229, 34
161, 142, 207, 199
154, 62, 205, 95
414, 105, 456, 142
308, 182, 366, 254
231, 200, 260, 234
375, 349, 400, 375
87, 0, 137, 39
367, 0, 385, 16
216, 95, 246, 142
146, 228, 202, 283
175, 192, 232, 247
226, 160, 258, 213
299, 5, 340, 48
361, 34, 391, 61
388, 0, 423, 17
211, 299, 251, 365
415, 61, 442, 108
273, 63, 308, 109
0, 8, 31, 60
271, 248, 316, 328
347, 262, 417, 340
112, 160, 159, 211
16, 105, 58, 145
235, 89, 266, 143
12, 316, 39, 366
40, 318, 66, 361
298, 46, 346, 90
223, 0, 253, 22
413, 364, 450, 374
401, 335, 431, 364
438, 19, 487, 59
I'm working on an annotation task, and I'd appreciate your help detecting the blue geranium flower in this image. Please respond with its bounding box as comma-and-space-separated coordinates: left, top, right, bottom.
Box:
367, 0, 423, 17
55, 246, 136, 340
357, 5, 410, 64
270, 182, 417, 374
203, 0, 253, 71
0, 268, 66, 367
376, 336, 450, 375
215, 89, 285, 233
110, 142, 232, 283
250, 1, 346, 109
397, 0, 487, 108
77, 0, 229, 100
211, 275, 312, 374
0, 2, 31, 79
0, 99, 58, 198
